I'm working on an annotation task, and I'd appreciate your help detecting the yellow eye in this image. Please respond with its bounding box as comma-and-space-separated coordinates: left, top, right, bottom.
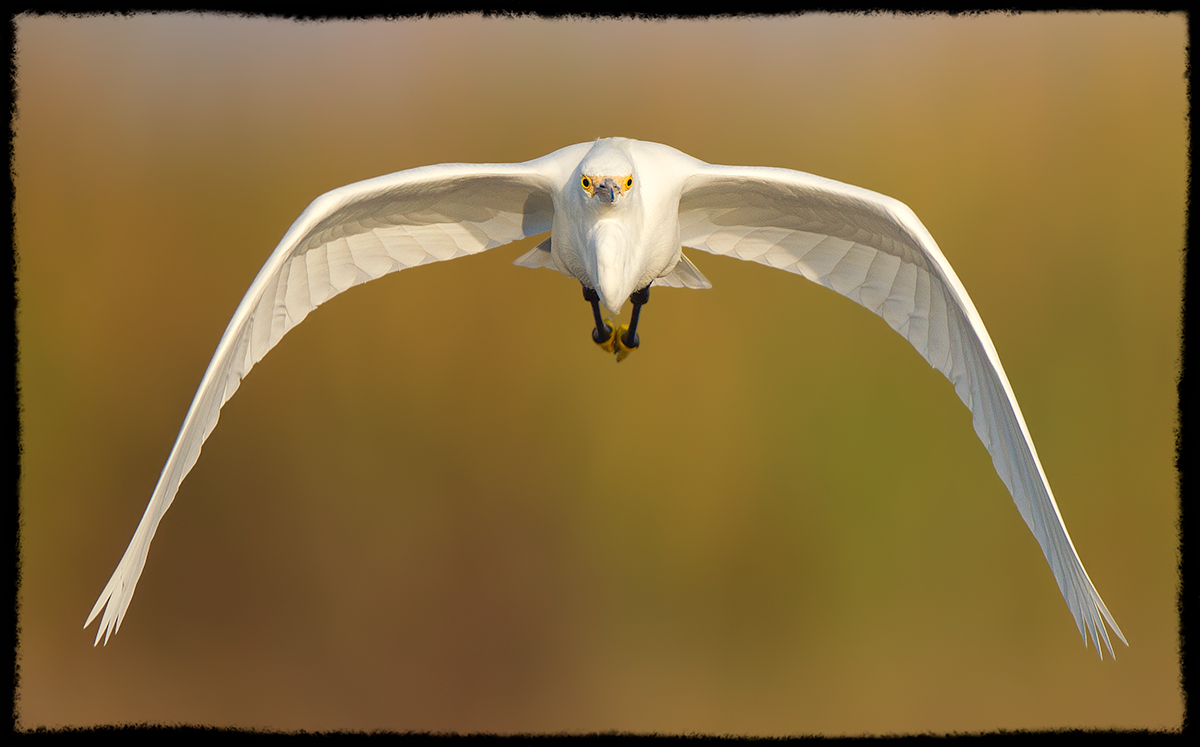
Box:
625, 176, 633, 189
581, 176, 592, 191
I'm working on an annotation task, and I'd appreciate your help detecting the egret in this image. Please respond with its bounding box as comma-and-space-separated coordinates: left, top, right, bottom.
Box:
85, 137, 1126, 657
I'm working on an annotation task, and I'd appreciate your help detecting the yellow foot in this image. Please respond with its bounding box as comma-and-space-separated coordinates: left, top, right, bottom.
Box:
594, 320, 638, 362
612, 324, 636, 362
596, 319, 618, 353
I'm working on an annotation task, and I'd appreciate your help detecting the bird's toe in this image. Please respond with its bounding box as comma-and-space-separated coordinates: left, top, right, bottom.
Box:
613, 324, 637, 362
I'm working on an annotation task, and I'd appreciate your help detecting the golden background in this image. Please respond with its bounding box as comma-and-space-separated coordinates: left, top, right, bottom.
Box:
15, 12, 1183, 734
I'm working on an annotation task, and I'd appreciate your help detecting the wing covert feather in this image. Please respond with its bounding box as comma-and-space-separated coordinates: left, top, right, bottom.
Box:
85, 157, 567, 644
678, 164, 1125, 656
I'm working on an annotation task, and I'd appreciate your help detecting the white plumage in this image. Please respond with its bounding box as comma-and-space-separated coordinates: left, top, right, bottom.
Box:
86, 138, 1125, 658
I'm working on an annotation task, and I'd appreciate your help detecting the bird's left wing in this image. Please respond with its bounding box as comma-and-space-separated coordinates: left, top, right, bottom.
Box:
85, 149, 581, 644
676, 162, 1125, 657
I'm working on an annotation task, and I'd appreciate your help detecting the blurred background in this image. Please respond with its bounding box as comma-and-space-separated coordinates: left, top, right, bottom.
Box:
15, 12, 1183, 734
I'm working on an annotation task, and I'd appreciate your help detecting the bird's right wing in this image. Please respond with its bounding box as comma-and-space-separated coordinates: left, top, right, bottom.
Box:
85, 144, 589, 645
675, 162, 1125, 657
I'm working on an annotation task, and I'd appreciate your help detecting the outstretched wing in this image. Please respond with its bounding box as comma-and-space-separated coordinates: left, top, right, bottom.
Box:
85, 154, 570, 644
677, 164, 1126, 657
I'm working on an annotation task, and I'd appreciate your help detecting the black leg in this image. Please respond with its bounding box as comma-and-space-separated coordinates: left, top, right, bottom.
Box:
582, 285, 613, 344
621, 286, 650, 349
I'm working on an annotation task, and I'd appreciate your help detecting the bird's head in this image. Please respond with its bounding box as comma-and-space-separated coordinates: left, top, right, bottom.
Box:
577, 140, 636, 208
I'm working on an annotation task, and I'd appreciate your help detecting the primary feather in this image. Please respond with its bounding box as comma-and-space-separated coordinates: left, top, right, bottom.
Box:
87, 138, 1124, 658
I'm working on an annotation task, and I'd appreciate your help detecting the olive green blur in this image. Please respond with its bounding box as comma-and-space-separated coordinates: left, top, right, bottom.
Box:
15, 13, 1183, 734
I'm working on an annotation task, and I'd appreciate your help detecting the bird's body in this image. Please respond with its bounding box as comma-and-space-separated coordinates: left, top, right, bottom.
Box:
85, 138, 1126, 658
518, 138, 700, 308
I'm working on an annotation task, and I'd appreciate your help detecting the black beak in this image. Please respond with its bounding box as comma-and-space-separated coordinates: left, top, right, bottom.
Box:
595, 177, 620, 203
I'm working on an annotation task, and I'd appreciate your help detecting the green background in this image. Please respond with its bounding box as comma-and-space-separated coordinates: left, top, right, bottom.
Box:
15, 12, 1183, 734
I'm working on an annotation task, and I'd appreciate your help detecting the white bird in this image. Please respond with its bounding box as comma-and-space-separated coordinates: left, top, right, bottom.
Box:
85, 137, 1126, 657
